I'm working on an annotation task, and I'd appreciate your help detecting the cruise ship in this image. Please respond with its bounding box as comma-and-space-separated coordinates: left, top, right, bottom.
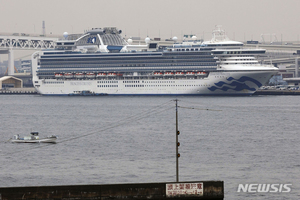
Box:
32, 26, 278, 96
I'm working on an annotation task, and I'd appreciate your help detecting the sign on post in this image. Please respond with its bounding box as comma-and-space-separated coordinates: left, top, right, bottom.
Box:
166, 182, 203, 197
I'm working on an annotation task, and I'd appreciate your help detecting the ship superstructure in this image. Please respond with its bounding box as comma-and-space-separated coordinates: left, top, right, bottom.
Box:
32, 26, 278, 95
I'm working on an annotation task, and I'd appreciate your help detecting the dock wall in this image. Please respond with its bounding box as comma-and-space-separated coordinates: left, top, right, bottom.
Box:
0, 87, 37, 94
0, 181, 223, 200
254, 89, 300, 95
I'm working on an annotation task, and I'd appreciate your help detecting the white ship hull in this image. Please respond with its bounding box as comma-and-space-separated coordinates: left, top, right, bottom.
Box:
33, 69, 277, 96
10, 133, 57, 143
10, 138, 57, 143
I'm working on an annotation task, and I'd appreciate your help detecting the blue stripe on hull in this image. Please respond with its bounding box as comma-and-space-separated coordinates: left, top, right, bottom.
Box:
208, 76, 262, 92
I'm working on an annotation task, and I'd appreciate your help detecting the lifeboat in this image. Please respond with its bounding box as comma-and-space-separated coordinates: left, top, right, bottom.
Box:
107, 73, 117, 76
164, 72, 174, 76
64, 73, 73, 78
154, 72, 163, 76
197, 71, 207, 76
86, 73, 96, 78
97, 73, 107, 77
75, 72, 85, 79
186, 72, 195, 76
55, 73, 63, 78
175, 72, 185, 76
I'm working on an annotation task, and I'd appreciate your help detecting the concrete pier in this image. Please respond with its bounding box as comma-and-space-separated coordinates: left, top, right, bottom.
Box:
0, 181, 224, 200
254, 89, 300, 95
0, 87, 37, 94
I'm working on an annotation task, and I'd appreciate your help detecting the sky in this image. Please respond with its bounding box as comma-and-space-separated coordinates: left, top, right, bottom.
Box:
1, 0, 300, 60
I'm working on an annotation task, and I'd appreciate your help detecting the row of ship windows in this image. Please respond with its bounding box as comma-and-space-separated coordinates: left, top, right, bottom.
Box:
43, 80, 199, 84
99, 80, 184, 84
40, 58, 215, 63
143, 80, 176, 84
214, 51, 265, 54
125, 84, 210, 87
41, 55, 213, 61
145, 84, 210, 87
175, 48, 200, 51
97, 85, 118, 87
39, 62, 217, 68
123, 80, 140, 83
125, 85, 144, 87
44, 81, 64, 84
97, 81, 118, 83
40, 56, 215, 60
123, 80, 175, 84
43, 82, 211, 87
167, 48, 215, 52
220, 59, 256, 61
223, 63, 257, 64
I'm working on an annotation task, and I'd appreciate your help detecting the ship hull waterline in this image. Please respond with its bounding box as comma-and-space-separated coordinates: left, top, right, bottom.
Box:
34, 70, 277, 96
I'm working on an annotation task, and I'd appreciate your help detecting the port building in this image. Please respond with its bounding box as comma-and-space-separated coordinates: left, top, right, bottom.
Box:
0, 76, 23, 89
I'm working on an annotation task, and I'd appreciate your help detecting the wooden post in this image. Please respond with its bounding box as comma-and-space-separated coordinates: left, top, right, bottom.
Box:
175, 99, 179, 182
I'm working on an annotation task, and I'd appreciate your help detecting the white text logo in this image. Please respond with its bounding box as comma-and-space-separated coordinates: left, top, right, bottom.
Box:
237, 184, 292, 193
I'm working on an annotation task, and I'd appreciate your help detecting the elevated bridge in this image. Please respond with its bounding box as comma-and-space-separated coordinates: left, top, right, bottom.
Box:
0, 36, 57, 49
0, 33, 59, 75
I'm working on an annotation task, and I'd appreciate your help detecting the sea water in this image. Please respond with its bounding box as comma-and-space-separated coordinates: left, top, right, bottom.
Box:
0, 95, 299, 200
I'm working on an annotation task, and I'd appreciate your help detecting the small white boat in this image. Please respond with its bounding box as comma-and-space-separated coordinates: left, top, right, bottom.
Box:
10, 132, 57, 143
